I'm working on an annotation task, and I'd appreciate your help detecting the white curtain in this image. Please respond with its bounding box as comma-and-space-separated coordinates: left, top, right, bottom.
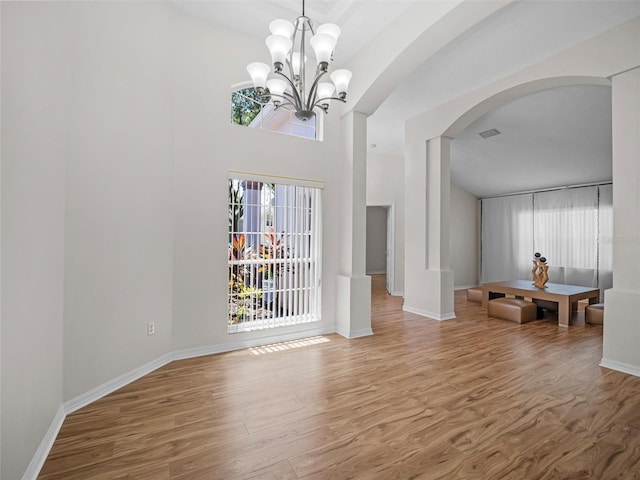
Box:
534, 186, 598, 287
481, 185, 612, 289
481, 194, 533, 283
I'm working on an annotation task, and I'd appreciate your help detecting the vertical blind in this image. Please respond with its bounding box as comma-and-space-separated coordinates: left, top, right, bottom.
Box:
228, 174, 322, 333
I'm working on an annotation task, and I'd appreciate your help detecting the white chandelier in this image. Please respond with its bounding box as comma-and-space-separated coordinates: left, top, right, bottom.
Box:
246, 0, 353, 122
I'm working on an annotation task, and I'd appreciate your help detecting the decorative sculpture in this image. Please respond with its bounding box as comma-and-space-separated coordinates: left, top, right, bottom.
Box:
532, 252, 549, 289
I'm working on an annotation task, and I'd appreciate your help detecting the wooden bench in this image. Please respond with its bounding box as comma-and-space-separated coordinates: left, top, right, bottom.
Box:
488, 297, 537, 324
467, 287, 482, 302
585, 303, 604, 325
467, 287, 505, 303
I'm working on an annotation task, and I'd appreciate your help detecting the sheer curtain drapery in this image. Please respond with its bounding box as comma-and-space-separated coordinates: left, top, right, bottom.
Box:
481, 185, 612, 289
534, 187, 598, 287
481, 194, 533, 283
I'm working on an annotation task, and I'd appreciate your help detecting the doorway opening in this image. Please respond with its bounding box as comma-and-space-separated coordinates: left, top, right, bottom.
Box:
366, 204, 395, 295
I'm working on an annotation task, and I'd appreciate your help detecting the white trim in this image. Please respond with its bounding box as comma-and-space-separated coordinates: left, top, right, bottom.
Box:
21, 405, 65, 480
403, 305, 457, 321
63, 353, 173, 415
366, 270, 387, 275
366, 203, 396, 296
64, 326, 338, 414
599, 358, 640, 378
227, 170, 324, 189
172, 326, 336, 361
455, 284, 479, 291
336, 327, 374, 339
26, 326, 337, 479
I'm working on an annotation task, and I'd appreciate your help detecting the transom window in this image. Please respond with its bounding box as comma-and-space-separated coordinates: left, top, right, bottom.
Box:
230, 87, 317, 140
227, 173, 322, 333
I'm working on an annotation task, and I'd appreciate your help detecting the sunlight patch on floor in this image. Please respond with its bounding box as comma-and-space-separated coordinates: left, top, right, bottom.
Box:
249, 335, 330, 355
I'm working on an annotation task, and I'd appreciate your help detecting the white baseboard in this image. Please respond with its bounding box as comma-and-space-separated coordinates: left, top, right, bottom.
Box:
366, 270, 386, 275
21, 405, 65, 480
403, 305, 456, 321
24, 324, 362, 479
63, 353, 174, 415
172, 326, 336, 361
599, 358, 640, 378
336, 327, 374, 339
454, 284, 479, 291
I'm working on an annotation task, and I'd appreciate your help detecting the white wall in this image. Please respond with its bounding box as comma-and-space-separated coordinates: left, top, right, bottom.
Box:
450, 183, 479, 288
404, 17, 640, 367
62, 0, 175, 401
170, 10, 344, 351
366, 207, 387, 274
366, 153, 478, 292
1, 3, 70, 478
366, 153, 404, 294
602, 66, 640, 376
1, 2, 347, 478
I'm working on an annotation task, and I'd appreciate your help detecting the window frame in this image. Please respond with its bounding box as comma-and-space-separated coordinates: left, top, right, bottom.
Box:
229, 83, 323, 141
227, 171, 323, 333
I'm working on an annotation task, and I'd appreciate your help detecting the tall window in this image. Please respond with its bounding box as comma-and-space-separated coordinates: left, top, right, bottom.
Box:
228, 173, 322, 333
231, 87, 317, 140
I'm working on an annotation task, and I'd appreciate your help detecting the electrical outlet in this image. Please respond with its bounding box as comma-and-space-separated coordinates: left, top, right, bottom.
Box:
147, 322, 155, 336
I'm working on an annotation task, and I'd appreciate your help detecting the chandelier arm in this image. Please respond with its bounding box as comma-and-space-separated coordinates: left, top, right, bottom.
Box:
312, 96, 347, 109
280, 91, 297, 102
275, 70, 303, 111
266, 91, 297, 104
306, 66, 328, 109
274, 102, 296, 112
285, 58, 296, 86
299, 20, 307, 107
288, 17, 301, 84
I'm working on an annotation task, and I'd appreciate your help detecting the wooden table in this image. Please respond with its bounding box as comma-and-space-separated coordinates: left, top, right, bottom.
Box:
482, 280, 600, 327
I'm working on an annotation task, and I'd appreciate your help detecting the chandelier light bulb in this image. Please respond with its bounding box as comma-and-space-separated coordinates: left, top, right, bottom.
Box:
310, 33, 337, 69
330, 69, 352, 99
266, 78, 288, 105
316, 82, 335, 107
291, 52, 307, 76
269, 19, 295, 38
246, 62, 270, 92
266, 35, 292, 71
316, 23, 341, 41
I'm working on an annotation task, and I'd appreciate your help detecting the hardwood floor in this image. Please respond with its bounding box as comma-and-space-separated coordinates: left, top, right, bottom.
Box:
39, 275, 640, 479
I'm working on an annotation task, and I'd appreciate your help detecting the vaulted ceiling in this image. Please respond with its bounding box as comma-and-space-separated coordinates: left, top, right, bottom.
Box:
171, 0, 640, 197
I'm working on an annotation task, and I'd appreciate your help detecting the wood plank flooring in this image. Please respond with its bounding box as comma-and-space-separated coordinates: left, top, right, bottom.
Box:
39, 276, 640, 479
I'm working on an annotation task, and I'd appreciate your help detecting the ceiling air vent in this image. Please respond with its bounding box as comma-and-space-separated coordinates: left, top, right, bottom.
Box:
478, 128, 501, 139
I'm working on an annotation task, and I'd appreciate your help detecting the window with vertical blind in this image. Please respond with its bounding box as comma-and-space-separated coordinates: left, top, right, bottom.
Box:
227, 172, 322, 333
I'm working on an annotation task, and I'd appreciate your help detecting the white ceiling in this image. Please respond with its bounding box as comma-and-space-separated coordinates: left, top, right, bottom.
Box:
451, 84, 612, 198
170, 0, 640, 197
170, 0, 416, 66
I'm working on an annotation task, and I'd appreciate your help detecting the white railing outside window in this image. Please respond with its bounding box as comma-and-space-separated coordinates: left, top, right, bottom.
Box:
228, 173, 322, 333
231, 87, 318, 140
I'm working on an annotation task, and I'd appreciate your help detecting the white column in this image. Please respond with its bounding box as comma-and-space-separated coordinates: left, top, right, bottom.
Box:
403, 131, 455, 320
601, 66, 640, 377
336, 111, 372, 338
